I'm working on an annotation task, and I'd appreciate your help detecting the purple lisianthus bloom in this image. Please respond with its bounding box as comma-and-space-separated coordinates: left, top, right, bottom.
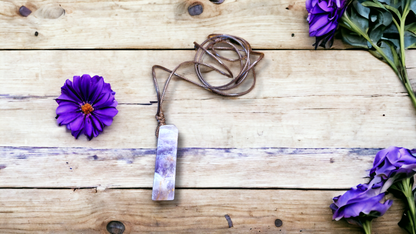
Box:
330, 183, 393, 222
56, 74, 118, 140
369, 146, 416, 192
306, 0, 347, 48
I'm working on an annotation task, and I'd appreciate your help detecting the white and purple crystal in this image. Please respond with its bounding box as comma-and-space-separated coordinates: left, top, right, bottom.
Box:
152, 125, 179, 201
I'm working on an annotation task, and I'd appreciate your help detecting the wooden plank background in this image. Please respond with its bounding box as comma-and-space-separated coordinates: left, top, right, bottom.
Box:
0, 0, 348, 49
0, 0, 413, 233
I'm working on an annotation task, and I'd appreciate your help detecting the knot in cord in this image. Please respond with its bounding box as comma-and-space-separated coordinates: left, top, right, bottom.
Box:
155, 111, 166, 137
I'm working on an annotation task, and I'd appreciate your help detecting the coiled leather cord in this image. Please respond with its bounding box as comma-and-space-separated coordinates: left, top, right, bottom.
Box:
152, 34, 265, 136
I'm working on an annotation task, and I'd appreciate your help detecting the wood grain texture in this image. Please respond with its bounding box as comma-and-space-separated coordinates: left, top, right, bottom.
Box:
0, 50, 416, 148
0, 147, 379, 189
0, 0, 344, 49
0, 189, 406, 233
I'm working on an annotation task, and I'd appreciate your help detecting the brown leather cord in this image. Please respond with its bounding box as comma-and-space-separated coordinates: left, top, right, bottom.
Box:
152, 34, 265, 137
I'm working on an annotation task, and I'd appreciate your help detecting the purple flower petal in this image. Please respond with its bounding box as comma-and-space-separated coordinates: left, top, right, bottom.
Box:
93, 113, 114, 126
94, 108, 118, 118
369, 146, 416, 192
306, 0, 347, 48
80, 74, 92, 102
56, 103, 80, 115
72, 76, 83, 100
90, 115, 103, 132
57, 112, 82, 126
60, 79, 82, 103
89, 76, 104, 103
93, 92, 112, 107
69, 114, 85, 132
84, 117, 93, 140
331, 183, 393, 221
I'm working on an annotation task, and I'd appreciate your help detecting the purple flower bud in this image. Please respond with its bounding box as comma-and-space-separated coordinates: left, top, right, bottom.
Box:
369, 146, 416, 192
331, 183, 393, 222
305, 0, 347, 48
55, 75, 118, 140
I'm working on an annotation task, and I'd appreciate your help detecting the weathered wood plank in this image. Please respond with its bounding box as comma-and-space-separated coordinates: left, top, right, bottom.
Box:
0, 0, 339, 49
1, 50, 414, 100
0, 189, 406, 233
0, 147, 379, 189
0, 50, 416, 148
2, 95, 416, 148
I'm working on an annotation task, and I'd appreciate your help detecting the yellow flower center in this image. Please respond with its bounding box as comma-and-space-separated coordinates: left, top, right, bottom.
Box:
81, 103, 94, 115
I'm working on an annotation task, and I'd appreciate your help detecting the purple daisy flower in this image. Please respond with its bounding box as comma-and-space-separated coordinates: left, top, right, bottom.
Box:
306, 0, 347, 48
55, 74, 118, 140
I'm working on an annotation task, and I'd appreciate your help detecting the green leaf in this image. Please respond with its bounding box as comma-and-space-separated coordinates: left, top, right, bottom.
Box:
361, 1, 384, 9
341, 28, 368, 48
381, 24, 400, 49
353, 0, 370, 19
369, 27, 384, 43
379, 10, 393, 27
384, 4, 402, 18
369, 49, 383, 59
378, 40, 400, 67
382, 37, 400, 49
349, 4, 370, 33
378, 0, 403, 9
383, 23, 399, 34
406, 22, 416, 34
379, 41, 394, 62
411, 0, 416, 14
398, 211, 413, 234
405, 31, 416, 48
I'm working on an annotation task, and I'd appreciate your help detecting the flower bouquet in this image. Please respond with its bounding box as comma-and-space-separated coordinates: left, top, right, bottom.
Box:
306, 0, 416, 233
306, 0, 416, 108
330, 147, 416, 233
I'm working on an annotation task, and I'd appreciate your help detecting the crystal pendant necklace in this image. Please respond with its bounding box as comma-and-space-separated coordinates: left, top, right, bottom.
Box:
151, 34, 264, 200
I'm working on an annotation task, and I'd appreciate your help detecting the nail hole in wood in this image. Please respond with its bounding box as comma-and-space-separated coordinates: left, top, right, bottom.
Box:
34, 31, 39, 37
188, 2, 203, 16
225, 214, 233, 228
19, 6, 32, 17
106, 221, 125, 234
210, 0, 225, 4
275, 219, 283, 227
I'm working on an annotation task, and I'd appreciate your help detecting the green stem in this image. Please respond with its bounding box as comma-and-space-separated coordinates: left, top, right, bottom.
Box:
341, 14, 400, 75
402, 178, 416, 234
343, 0, 416, 112
402, 69, 416, 109
399, 0, 410, 65
362, 220, 372, 234
395, 1, 416, 111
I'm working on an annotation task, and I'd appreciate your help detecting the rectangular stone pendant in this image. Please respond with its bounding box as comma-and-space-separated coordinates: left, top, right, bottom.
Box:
152, 125, 179, 201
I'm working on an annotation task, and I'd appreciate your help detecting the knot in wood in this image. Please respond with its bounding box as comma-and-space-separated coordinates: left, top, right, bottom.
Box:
275, 219, 283, 227
188, 3, 203, 16
19, 6, 32, 17
106, 221, 125, 234
210, 0, 225, 4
